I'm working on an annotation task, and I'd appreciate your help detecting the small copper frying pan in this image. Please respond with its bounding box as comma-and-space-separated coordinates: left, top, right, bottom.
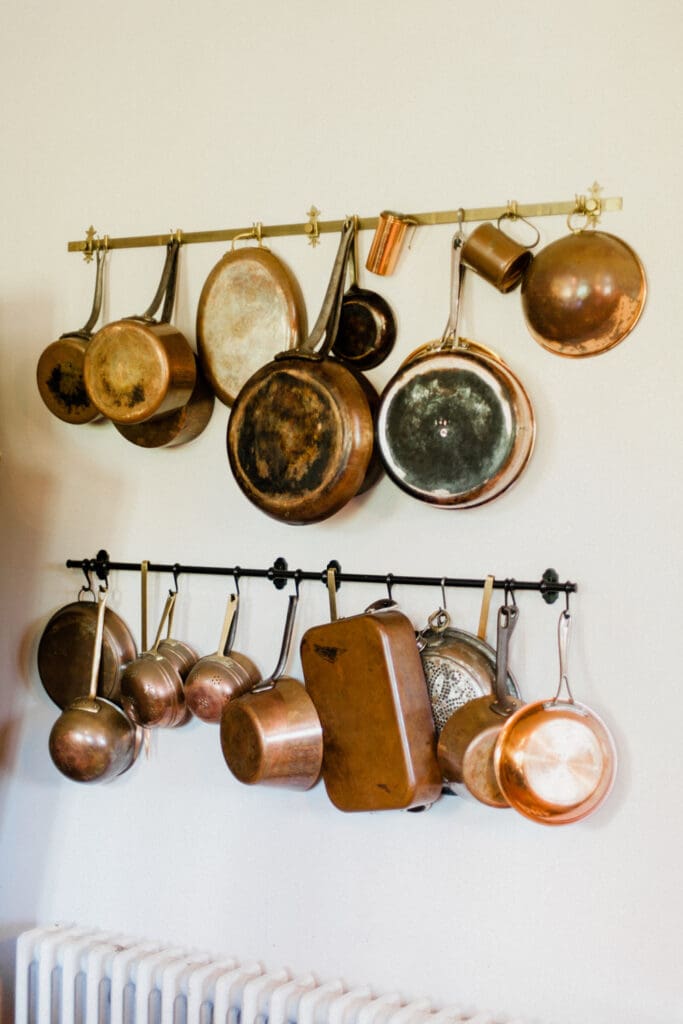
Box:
494, 610, 617, 825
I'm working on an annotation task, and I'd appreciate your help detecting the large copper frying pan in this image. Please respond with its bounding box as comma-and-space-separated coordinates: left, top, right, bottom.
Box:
227, 220, 374, 524
377, 232, 535, 508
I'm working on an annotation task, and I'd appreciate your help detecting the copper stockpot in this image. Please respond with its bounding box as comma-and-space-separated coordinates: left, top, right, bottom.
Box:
184, 592, 260, 723
36, 248, 106, 424
84, 241, 197, 424
521, 229, 646, 357
221, 594, 323, 790
437, 603, 524, 807
49, 587, 140, 784
227, 219, 374, 525
120, 592, 190, 729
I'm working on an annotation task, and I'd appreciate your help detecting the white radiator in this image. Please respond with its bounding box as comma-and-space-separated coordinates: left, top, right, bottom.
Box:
15, 924, 526, 1024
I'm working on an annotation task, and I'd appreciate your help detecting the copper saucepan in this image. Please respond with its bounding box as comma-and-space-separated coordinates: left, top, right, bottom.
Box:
377, 230, 535, 508
120, 591, 190, 729
221, 591, 323, 790
49, 587, 141, 783
494, 609, 617, 825
521, 224, 646, 357
184, 589, 261, 723
36, 248, 107, 424
437, 602, 524, 807
84, 240, 197, 424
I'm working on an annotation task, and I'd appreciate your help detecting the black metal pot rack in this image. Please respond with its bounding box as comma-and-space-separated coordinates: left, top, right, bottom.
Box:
66, 551, 576, 605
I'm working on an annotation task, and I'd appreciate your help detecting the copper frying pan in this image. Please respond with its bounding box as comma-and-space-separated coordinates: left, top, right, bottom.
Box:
377, 231, 535, 508
494, 609, 617, 825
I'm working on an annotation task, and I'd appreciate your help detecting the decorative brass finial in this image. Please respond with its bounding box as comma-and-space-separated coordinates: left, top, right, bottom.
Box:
304, 206, 321, 247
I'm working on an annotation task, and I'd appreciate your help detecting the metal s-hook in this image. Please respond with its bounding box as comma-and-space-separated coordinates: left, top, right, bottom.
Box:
231, 565, 241, 595
504, 578, 517, 608
169, 563, 181, 596
79, 560, 96, 601
385, 573, 395, 601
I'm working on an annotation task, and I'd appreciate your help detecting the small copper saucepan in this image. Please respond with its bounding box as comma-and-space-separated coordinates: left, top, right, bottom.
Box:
437, 602, 524, 807
49, 586, 141, 783
220, 590, 323, 790
184, 589, 261, 723
494, 610, 617, 825
120, 591, 189, 729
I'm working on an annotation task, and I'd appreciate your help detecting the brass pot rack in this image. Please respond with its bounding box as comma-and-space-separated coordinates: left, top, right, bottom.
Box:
68, 185, 622, 260
67, 551, 576, 606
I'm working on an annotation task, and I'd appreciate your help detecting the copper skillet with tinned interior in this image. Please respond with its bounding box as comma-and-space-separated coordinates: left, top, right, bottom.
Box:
84, 240, 197, 425
377, 230, 535, 509
227, 219, 374, 524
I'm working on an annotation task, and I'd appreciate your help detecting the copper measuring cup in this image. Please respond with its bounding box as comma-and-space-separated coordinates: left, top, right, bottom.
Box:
49, 586, 141, 783
184, 586, 261, 723
220, 588, 323, 790
461, 211, 539, 293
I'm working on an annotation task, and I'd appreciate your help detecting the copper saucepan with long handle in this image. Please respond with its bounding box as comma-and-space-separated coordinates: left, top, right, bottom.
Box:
494, 609, 617, 825
84, 240, 197, 424
220, 590, 323, 790
184, 588, 261, 723
37, 247, 107, 424
437, 601, 524, 807
49, 586, 141, 783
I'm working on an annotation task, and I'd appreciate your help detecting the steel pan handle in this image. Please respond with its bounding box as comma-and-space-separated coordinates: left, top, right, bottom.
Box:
298, 219, 355, 357
439, 228, 466, 350
490, 603, 519, 716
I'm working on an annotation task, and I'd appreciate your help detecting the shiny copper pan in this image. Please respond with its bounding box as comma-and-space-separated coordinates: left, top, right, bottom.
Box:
196, 241, 307, 406
377, 233, 535, 509
494, 610, 616, 825
521, 229, 646, 357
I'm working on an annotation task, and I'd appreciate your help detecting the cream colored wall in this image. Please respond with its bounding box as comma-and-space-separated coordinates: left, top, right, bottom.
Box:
1, 2, 681, 1021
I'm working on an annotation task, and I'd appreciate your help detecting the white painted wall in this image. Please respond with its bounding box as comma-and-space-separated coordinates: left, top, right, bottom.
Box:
1, 2, 680, 1021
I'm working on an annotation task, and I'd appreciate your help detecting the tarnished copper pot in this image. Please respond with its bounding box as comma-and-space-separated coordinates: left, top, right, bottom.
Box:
49, 588, 140, 783
227, 220, 374, 525
36, 248, 107, 424
220, 594, 322, 790
521, 229, 646, 357
84, 241, 197, 424
114, 358, 214, 448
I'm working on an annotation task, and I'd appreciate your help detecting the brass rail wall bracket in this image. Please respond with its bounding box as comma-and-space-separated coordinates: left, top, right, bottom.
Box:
68, 186, 623, 258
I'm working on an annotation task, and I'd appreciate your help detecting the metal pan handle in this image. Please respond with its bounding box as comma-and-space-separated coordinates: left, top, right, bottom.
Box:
62, 247, 107, 341
297, 219, 355, 357
252, 593, 299, 691
489, 603, 519, 716
87, 587, 108, 699
138, 240, 180, 324
439, 226, 466, 350
552, 609, 575, 703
